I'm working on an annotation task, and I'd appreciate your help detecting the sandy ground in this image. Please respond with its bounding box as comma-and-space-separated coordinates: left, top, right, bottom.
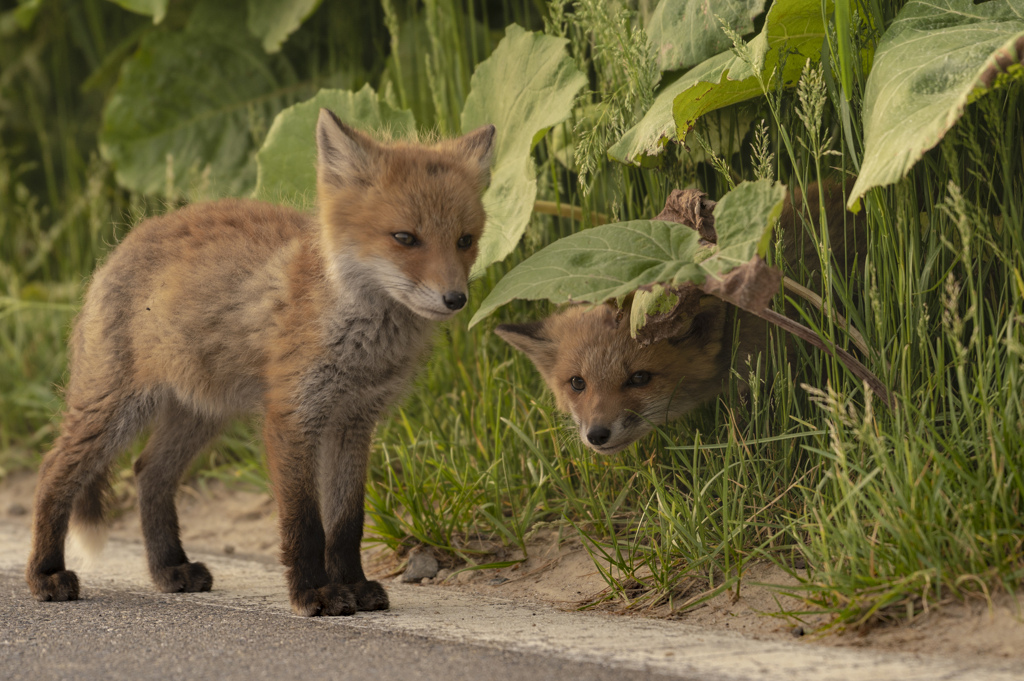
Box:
3, 470, 1022, 663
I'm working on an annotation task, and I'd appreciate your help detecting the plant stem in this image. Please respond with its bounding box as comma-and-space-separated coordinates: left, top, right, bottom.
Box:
532, 200, 609, 225
756, 307, 892, 407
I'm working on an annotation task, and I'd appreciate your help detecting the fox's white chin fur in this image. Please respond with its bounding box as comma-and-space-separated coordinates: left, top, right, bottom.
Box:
357, 259, 464, 322
575, 421, 656, 455
399, 286, 464, 321
587, 440, 634, 455
580, 432, 646, 455
407, 304, 458, 321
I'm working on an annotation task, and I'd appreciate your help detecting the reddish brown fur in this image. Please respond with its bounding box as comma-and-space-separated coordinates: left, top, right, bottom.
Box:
26, 110, 495, 616
497, 182, 864, 454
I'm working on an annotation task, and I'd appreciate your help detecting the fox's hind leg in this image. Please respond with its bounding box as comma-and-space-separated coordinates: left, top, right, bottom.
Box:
26, 390, 153, 601
133, 398, 223, 593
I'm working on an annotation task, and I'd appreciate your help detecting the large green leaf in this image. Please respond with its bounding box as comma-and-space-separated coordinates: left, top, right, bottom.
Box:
106, 0, 168, 24
254, 85, 416, 208
646, 0, 766, 72
470, 179, 784, 326
99, 4, 295, 199
470, 220, 703, 327
608, 50, 735, 164
461, 24, 587, 277
247, 0, 322, 53
704, 178, 785, 267
850, 0, 1024, 204
611, 0, 826, 165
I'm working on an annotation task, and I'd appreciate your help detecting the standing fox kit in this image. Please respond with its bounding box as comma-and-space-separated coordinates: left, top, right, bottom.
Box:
497, 183, 862, 455
27, 109, 495, 616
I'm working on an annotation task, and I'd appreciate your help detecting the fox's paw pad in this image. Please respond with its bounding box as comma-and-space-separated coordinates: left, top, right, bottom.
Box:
27, 569, 80, 602
291, 583, 358, 617
153, 561, 213, 593
353, 580, 389, 611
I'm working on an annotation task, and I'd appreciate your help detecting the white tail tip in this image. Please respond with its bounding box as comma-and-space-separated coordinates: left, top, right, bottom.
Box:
68, 520, 109, 570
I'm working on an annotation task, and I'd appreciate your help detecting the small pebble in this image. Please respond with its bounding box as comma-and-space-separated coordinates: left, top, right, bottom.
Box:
7, 503, 28, 517
790, 625, 805, 638
487, 577, 509, 586
401, 548, 439, 583
223, 545, 235, 555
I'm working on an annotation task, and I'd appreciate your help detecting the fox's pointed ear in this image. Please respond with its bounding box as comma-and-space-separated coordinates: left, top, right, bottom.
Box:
316, 108, 378, 188
456, 124, 496, 189
495, 321, 556, 373
669, 296, 727, 345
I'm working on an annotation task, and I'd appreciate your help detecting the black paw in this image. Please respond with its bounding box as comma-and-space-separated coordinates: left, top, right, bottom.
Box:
290, 583, 357, 617
152, 561, 213, 593
27, 569, 80, 602
352, 580, 389, 611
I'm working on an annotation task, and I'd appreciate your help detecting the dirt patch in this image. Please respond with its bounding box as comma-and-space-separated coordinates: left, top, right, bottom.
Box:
4, 470, 1021, 661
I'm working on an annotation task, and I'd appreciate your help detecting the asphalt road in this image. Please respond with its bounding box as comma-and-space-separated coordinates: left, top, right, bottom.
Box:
2, 521, 1021, 681
0, 572, 675, 681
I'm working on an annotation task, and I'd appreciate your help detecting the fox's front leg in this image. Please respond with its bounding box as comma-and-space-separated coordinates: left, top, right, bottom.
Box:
319, 420, 389, 612
265, 411, 358, 617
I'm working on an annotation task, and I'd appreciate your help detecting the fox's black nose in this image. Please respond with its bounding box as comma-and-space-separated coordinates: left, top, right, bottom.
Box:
443, 291, 467, 311
587, 427, 611, 446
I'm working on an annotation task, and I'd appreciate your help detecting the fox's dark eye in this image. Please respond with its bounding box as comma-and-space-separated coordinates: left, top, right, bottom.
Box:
626, 371, 651, 387
569, 376, 586, 392
393, 232, 418, 247
457, 234, 473, 250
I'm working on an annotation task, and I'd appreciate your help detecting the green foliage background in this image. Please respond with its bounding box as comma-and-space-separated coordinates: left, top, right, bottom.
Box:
2, 0, 1023, 630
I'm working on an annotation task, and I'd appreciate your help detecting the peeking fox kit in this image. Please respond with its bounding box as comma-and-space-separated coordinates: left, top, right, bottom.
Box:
26, 109, 495, 616
497, 183, 863, 455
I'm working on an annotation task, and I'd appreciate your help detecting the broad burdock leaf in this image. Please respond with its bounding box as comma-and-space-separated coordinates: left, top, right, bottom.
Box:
100, 6, 296, 199
702, 178, 784, 270
610, 0, 826, 165
106, 0, 168, 24
469, 179, 785, 326
254, 85, 416, 208
608, 51, 732, 164
247, 0, 323, 53
469, 219, 703, 327
461, 24, 587, 277
646, 0, 766, 72
850, 0, 1024, 205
